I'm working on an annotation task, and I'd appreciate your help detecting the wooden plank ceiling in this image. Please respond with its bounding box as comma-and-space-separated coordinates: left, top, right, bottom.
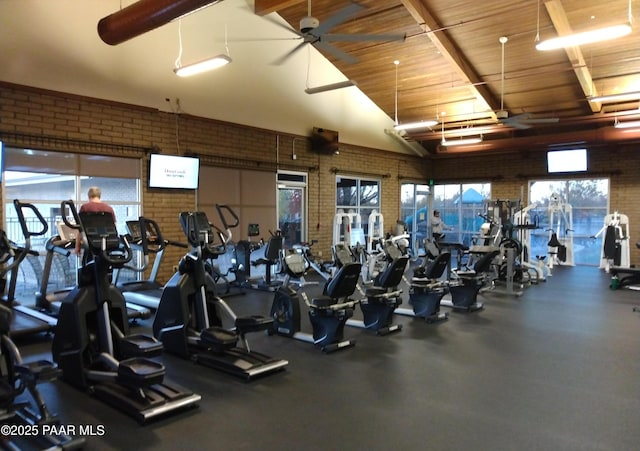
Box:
255, 0, 640, 155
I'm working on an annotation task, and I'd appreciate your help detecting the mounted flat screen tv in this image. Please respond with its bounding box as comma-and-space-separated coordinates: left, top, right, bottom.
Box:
547, 149, 587, 173
148, 154, 199, 189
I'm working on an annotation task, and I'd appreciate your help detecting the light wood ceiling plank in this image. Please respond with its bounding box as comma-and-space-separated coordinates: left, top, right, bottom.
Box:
254, 0, 304, 16
400, 0, 502, 115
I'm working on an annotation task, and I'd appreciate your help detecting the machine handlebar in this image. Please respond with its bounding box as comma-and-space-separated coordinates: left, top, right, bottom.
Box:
13, 199, 49, 239
61, 200, 82, 230
215, 204, 239, 231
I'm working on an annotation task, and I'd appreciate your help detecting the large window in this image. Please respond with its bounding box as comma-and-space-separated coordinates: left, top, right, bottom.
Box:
433, 183, 492, 247
3, 148, 141, 297
335, 176, 380, 245
529, 179, 609, 266
401, 183, 430, 255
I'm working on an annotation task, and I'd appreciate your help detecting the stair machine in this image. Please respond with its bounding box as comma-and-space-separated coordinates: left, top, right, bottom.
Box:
270, 249, 360, 353
5, 200, 58, 337
52, 201, 201, 423
0, 230, 85, 450
441, 249, 500, 312
33, 217, 151, 322
152, 208, 288, 380
395, 250, 451, 323
115, 216, 187, 310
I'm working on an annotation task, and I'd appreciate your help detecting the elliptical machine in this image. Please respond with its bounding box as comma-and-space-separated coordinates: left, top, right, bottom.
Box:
52, 200, 201, 423
0, 228, 84, 450
152, 208, 288, 380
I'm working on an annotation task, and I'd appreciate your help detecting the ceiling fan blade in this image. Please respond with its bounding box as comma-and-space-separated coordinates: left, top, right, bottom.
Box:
314, 40, 358, 64
312, 2, 364, 36
272, 41, 308, 65
323, 33, 406, 43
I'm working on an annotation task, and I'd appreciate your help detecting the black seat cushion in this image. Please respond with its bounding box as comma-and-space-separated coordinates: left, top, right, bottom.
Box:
323, 262, 361, 299
374, 256, 409, 288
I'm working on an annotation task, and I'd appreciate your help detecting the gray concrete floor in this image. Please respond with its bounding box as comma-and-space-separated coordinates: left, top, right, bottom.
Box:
10, 264, 640, 451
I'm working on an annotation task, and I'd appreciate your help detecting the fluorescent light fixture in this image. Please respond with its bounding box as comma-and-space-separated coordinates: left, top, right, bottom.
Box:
614, 119, 640, 129
394, 120, 439, 131
305, 80, 357, 94
536, 24, 632, 51
441, 136, 483, 147
174, 54, 231, 77
589, 91, 640, 103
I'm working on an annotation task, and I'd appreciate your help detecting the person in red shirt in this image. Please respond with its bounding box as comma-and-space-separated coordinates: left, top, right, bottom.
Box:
74, 186, 116, 255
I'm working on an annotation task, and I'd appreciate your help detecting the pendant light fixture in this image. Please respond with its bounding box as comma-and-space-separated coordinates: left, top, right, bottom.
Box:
440, 112, 482, 146
173, 20, 231, 76
536, 0, 632, 51
588, 91, 640, 104
393, 61, 438, 131
614, 118, 640, 129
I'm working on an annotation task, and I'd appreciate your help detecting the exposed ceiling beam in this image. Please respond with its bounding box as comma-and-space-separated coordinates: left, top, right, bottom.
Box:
254, 0, 304, 16
434, 125, 640, 154
400, 0, 502, 115
542, 0, 601, 112
97, 0, 223, 45
414, 107, 640, 141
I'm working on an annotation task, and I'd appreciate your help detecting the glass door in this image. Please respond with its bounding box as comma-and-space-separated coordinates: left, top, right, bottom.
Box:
277, 171, 306, 248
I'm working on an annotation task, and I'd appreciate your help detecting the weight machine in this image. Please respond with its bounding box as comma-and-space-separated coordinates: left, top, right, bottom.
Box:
333, 210, 361, 249
593, 212, 630, 272
366, 210, 384, 253
547, 194, 574, 269
513, 203, 547, 282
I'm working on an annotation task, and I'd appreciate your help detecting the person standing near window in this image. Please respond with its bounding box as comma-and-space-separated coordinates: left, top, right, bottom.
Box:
74, 186, 116, 255
431, 210, 450, 241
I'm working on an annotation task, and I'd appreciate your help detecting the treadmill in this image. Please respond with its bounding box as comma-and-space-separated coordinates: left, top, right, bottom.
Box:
20, 210, 151, 323
116, 217, 186, 310
4, 200, 58, 337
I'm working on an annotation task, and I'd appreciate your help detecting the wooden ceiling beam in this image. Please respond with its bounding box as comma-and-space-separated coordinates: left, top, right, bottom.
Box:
254, 0, 304, 16
400, 0, 502, 115
542, 0, 601, 112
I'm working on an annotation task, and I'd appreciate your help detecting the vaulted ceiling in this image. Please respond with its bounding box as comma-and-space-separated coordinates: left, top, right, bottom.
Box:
1, 0, 640, 157
260, 0, 640, 154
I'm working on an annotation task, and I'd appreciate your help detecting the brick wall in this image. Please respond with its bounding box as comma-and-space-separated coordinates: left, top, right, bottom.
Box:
0, 83, 429, 282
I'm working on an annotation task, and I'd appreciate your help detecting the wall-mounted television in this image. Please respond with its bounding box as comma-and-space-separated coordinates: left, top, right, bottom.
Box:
547, 148, 588, 173
310, 127, 339, 155
148, 154, 199, 189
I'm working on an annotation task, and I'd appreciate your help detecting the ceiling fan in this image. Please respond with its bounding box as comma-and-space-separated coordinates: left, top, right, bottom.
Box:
266, 1, 406, 65
496, 36, 559, 129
